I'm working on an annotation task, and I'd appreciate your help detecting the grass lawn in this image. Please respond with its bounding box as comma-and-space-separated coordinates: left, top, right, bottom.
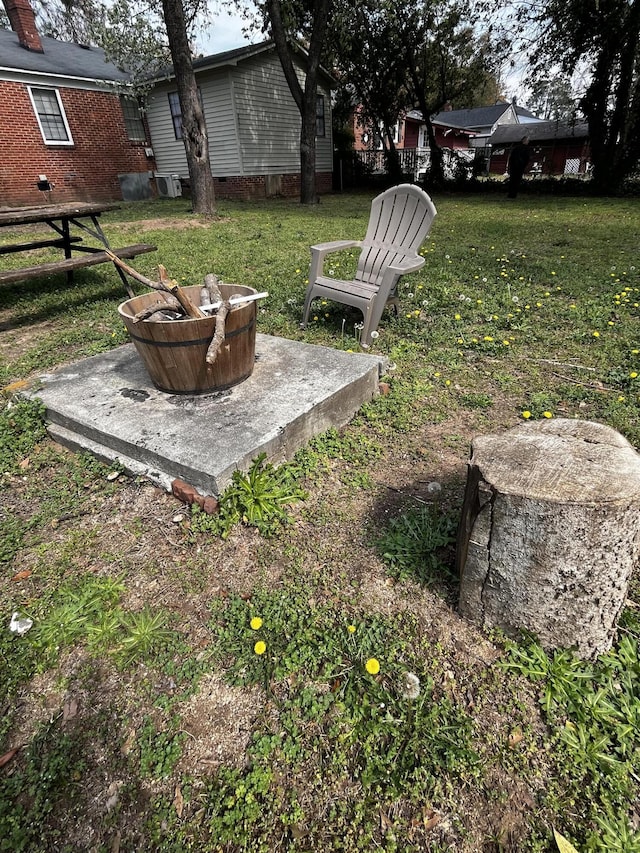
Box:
1, 190, 639, 853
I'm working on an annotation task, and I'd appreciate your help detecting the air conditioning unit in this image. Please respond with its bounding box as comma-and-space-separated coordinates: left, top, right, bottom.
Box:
155, 173, 182, 198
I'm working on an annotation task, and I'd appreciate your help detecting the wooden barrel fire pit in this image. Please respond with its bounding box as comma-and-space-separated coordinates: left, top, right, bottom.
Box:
118, 283, 257, 394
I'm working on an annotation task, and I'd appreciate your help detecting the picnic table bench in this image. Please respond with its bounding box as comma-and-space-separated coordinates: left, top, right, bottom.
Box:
0, 202, 156, 297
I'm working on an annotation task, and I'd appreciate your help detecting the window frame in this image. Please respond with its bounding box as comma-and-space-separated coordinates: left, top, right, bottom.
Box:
121, 96, 146, 142
168, 91, 183, 139
28, 86, 74, 145
316, 93, 326, 138
168, 89, 204, 140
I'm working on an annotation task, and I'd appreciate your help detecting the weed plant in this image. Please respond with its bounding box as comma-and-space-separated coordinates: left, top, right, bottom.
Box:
502, 635, 640, 852
377, 504, 458, 585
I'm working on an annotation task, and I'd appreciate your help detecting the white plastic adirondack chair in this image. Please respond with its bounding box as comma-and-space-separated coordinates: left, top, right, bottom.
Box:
300, 183, 437, 347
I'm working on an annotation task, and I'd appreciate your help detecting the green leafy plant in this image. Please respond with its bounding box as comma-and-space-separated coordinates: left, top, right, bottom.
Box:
28, 575, 125, 666
137, 716, 185, 779
502, 635, 640, 851
377, 504, 457, 584
116, 608, 177, 665
191, 453, 307, 538
0, 721, 85, 852
0, 397, 48, 472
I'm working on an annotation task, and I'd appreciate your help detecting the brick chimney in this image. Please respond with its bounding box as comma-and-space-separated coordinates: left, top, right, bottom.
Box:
4, 0, 43, 52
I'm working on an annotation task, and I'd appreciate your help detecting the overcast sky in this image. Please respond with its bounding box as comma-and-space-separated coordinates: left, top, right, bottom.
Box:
194, 7, 532, 104
196, 7, 258, 56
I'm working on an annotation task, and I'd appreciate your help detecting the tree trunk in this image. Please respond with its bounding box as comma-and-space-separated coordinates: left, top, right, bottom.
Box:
161, 0, 216, 216
300, 102, 318, 205
422, 117, 445, 189
457, 419, 640, 659
266, 0, 332, 204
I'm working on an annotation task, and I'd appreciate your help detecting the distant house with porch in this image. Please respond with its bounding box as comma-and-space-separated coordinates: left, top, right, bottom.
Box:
145, 41, 335, 200
0, 0, 155, 207
348, 100, 543, 182
402, 102, 542, 150
488, 120, 591, 177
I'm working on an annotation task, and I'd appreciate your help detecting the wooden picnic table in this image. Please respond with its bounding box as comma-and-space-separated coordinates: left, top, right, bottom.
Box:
0, 201, 156, 297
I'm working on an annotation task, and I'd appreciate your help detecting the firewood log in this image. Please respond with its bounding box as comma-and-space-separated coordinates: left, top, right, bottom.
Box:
158, 265, 206, 319
204, 273, 223, 305
133, 296, 182, 322
205, 300, 230, 364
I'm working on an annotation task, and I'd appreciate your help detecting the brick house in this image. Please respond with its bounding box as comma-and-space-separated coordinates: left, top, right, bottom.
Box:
0, 0, 155, 207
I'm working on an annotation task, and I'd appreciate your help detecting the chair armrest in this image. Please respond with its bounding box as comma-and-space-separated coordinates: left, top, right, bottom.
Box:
379, 254, 426, 300
386, 254, 426, 275
310, 240, 361, 282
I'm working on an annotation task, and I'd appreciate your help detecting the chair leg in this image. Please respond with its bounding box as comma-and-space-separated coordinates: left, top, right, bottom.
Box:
360, 296, 390, 347
300, 285, 316, 329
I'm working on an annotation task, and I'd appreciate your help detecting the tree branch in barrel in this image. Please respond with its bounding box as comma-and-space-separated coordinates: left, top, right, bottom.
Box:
206, 300, 230, 364
104, 248, 165, 291
204, 273, 223, 304
158, 265, 207, 319
133, 295, 182, 322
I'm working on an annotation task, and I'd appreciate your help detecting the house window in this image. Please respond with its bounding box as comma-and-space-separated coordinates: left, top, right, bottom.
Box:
168, 91, 183, 139
121, 97, 146, 141
169, 89, 203, 139
316, 94, 325, 137
28, 87, 73, 145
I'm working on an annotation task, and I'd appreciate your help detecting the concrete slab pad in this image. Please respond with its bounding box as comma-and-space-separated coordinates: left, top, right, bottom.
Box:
31, 334, 385, 496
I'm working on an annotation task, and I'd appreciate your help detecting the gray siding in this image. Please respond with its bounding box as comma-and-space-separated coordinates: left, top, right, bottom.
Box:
146, 73, 241, 178
146, 47, 333, 178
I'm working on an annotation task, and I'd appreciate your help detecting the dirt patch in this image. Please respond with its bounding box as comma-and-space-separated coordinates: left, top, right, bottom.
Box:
130, 217, 227, 232
177, 674, 262, 776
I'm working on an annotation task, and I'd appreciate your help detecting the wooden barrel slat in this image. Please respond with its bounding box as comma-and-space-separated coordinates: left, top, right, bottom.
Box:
118, 284, 257, 394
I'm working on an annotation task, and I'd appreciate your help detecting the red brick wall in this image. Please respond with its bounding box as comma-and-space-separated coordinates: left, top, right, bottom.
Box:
212, 171, 333, 201
0, 81, 153, 207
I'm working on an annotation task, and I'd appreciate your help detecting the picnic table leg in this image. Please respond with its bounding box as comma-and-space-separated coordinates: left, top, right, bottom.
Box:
61, 216, 74, 284
77, 214, 136, 298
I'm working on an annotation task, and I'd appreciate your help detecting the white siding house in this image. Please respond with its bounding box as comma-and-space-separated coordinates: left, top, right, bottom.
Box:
145, 42, 334, 199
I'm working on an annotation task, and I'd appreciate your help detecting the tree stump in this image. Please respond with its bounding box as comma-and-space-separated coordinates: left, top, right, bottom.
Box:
457, 419, 640, 658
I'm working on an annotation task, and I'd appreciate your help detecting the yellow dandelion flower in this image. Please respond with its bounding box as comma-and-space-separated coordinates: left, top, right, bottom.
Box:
503, 340, 510, 346
454, 313, 461, 320
250, 617, 263, 630
522, 410, 532, 419
630, 372, 638, 379
365, 658, 380, 675
254, 641, 267, 655
543, 411, 553, 418
592, 331, 600, 337
347, 624, 356, 634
